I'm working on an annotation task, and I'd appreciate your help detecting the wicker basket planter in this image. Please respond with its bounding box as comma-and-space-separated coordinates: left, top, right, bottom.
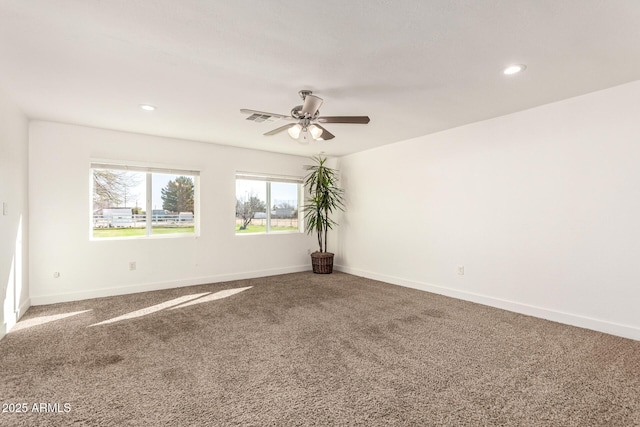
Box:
311, 252, 334, 274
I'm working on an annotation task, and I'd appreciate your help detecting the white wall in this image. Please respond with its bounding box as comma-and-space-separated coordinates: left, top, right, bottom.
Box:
336, 80, 640, 341
0, 88, 29, 340
29, 122, 316, 304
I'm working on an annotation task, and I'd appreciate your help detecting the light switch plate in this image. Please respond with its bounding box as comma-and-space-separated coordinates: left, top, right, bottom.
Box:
2, 202, 7, 216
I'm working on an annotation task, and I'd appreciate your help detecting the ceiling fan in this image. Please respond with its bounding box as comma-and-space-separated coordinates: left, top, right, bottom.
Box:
240, 90, 370, 144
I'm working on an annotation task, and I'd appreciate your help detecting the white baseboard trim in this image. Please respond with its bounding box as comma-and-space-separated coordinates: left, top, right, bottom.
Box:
0, 298, 31, 340
335, 265, 640, 342
30, 265, 311, 306
18, 298, 30, 320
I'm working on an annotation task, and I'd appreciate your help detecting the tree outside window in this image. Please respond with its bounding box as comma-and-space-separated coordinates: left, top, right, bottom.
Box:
91, 165, 198, 239
235, 176, 301, 234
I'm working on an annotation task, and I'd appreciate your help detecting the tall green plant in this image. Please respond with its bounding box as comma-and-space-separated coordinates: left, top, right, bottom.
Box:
304, 155, 344, 253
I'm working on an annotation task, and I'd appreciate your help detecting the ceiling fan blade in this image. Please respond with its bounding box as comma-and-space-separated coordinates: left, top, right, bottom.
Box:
315, 124, 335, 140
316, 116, 370, 124
301, 95, 323, 116
240, 109, 293, 122
264, 123, 295, 136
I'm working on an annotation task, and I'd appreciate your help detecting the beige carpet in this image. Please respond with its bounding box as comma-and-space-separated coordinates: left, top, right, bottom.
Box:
1, 272, 639, 426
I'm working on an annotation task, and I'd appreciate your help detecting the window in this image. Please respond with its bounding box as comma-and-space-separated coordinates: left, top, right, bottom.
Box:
91, 163, 199, 239
235, 173, 302, 234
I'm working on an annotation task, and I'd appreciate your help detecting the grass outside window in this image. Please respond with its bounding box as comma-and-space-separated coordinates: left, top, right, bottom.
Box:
93, 227, 195, 238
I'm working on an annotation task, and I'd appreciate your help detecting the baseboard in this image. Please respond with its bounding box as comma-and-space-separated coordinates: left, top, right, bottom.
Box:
0, 298, 31, 340
335, 265, 640, 342
18, 298, 31, 319
30, 265, 311, 306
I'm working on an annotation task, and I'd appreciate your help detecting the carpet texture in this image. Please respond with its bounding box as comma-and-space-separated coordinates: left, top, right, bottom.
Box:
0, 272, 639, 426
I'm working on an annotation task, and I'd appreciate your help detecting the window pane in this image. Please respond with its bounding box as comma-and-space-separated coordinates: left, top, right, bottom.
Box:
92, 169, 146, 238
270, 182, 299, 232
152, 173, 195, 235
235, 179, 267, 233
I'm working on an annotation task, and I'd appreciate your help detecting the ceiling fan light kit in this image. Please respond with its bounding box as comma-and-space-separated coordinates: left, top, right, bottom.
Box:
309, 124, 323, 140
298, 128, 311, 144
287, 123, 323, 144
288, 124, 302, 139
241, 90, 370, 143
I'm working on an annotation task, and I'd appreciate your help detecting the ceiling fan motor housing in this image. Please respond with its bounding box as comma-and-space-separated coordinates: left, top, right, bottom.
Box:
291, 106, 320, 121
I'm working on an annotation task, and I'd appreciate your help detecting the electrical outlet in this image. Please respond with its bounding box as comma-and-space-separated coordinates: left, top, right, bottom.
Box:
307, 249, 311, 255
457, 265, 465, 275
53, 272, 60, 278
129, 261, 136, 271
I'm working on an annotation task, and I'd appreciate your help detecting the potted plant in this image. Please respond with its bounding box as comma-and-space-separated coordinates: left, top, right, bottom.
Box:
304, 155, 344, 274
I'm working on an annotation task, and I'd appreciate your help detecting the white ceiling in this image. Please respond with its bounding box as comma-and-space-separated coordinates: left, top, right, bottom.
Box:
1, 1, 640, 157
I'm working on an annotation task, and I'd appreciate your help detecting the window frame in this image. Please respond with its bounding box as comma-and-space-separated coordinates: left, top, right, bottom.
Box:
90, 163, 200, 240
235, 172, 304, 235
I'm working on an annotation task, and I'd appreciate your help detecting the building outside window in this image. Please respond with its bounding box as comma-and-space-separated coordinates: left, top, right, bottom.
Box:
91, 163, 199, 239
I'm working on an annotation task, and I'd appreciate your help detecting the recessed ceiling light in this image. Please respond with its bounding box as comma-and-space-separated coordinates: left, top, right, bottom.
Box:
139, 104, 156, 111
503, 64, 526, 75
